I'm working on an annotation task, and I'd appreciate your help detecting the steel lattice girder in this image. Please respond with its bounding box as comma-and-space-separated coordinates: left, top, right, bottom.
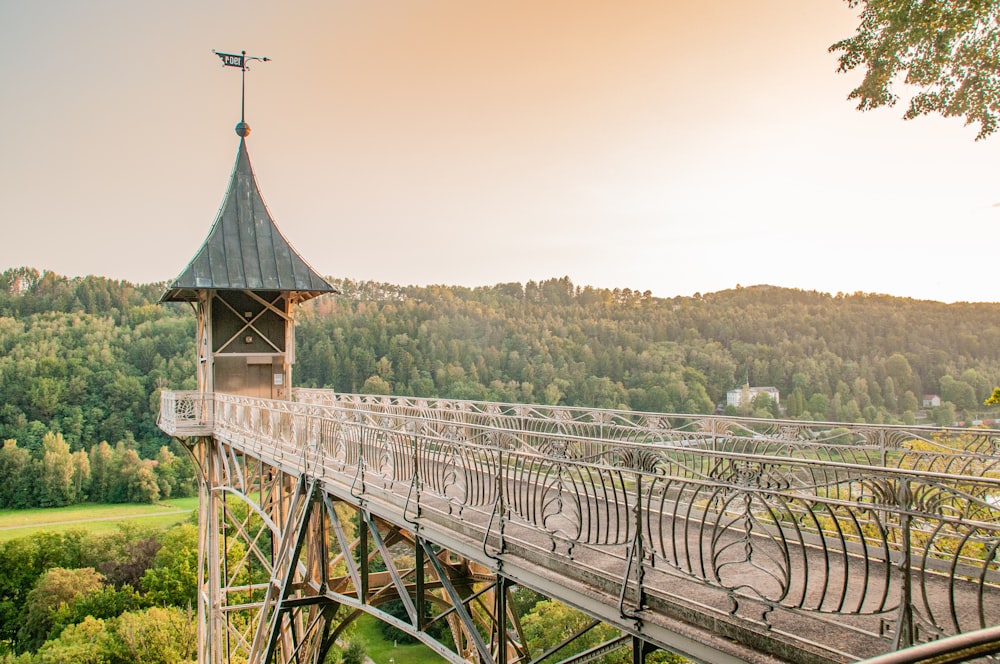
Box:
190, 436, 555, 664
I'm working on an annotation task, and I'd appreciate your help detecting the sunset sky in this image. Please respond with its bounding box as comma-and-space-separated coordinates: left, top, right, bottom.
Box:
2, 1, 998, 303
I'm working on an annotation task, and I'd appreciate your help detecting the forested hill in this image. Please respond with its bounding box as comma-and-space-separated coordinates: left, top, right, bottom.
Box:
297, 278, 1000, 425
2, 268, 1000, 459
0, 268, 195, 456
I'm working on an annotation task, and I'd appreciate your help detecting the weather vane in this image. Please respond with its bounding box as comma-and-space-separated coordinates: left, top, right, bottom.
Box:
212, 49, 271, 137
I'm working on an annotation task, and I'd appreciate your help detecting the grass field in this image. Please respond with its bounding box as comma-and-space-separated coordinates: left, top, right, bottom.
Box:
0, 496, 198, 542
353, 613, 444, 664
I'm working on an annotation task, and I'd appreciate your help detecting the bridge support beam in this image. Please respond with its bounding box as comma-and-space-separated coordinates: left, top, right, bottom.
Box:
185, 436, 341, 664
188, 435, 536, 664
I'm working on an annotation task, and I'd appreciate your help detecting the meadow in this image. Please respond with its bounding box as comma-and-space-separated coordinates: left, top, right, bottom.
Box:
0, 497, 198, 542
353, 613, 444, 664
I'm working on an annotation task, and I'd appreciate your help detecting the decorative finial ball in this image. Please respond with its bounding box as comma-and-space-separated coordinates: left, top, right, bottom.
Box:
235, 121, 251, 137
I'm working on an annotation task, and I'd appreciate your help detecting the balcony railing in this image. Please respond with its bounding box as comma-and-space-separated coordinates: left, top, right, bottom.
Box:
157, 390, 213, 437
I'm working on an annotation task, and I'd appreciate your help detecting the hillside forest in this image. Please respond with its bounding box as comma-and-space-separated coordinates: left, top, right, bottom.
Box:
2, 266, 1000, 510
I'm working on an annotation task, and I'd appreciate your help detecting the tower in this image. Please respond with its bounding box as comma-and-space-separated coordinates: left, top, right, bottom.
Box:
157, 53, 345, 664
160, 115, 337, 663
160, 130, 336, 399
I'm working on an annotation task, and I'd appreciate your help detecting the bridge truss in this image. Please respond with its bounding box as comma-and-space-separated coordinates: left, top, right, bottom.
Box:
159, 389, 1000, 664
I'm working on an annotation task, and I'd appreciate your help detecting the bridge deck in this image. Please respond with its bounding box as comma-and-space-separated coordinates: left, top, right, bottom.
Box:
160, 389, 1000, 663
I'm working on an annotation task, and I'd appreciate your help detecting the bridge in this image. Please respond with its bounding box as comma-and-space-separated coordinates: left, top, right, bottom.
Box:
154, 112, 1000, 664
159, 388, 1000, 664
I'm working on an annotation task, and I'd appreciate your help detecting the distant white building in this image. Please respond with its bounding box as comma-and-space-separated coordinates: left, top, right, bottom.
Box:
922, 394, 942, 408
726, 384, 780, 408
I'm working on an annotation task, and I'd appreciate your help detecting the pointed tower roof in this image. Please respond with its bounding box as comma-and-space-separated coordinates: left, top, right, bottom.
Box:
161, 138, 336, 302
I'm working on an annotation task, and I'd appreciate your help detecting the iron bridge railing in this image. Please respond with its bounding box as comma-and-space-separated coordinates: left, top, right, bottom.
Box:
160, 388, 1000, 663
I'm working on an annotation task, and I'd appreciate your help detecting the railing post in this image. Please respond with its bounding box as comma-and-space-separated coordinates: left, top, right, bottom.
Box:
620, 467, 646, 618
893, 478, 915, 650
879, 428, 888, 467
634, 469, 645, 609
411, 420, 421, 520
496, 443, 506, 554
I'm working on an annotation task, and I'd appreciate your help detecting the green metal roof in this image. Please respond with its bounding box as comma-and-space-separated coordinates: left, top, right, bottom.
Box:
161, 139, 337, 302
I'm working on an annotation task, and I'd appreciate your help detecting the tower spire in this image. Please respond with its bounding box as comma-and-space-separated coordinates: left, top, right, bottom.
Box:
213, 49, 271, 137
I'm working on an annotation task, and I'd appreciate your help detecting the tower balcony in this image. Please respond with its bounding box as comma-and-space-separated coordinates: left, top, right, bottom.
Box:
158, 390, 214, 437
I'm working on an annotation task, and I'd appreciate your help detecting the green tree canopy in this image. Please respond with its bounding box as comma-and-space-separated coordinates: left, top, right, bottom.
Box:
48, 584, 145, 645
140, 524, 198, 608
0, 440, 31, 509
37, 433, 74, 508
831, 0, 1000, 139
987, 387, 1000, 405
17, 567, 105, 651
521, 599, 616, 663
105, 606, 196, 664
33, 615, 110, 664
31, 607, 196, 664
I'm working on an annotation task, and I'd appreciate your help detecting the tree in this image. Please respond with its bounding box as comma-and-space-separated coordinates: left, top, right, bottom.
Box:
71, 449, 91, 503
900, 390, 920, 413
932, 401, 958, 426
987, 387, 1000, 405
521, 599, 623, 663
48, 584, 145, 643
37, 432, 74, 507
359, 374, 392, 395
141, 524, 198, 607
750, 392, 781, 419
90, 526, 162, 590
376, 599, 420, 644
0, 440, 31, 509
104, 606, 197, 664
33, 615, 110, 664
803, 393, 827, 420
17, 567, 105, 651
831, 1, 1000, 139
154, 445, 179, 499
940, 375, 978, 412
88, 441, 114, 503
110, 446, 160, 504
520, 599, 686, 664
0, 532, 88, 644
341, 638, 367, 664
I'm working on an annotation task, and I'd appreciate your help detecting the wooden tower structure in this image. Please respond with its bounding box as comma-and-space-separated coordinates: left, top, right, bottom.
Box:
161, 130, 336, 398
161, 121, 338, 663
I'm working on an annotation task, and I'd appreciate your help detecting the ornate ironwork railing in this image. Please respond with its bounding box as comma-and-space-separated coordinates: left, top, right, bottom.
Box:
167, 389, 1000, 662
158, 390, 214, 437
293, 389, 1000, 470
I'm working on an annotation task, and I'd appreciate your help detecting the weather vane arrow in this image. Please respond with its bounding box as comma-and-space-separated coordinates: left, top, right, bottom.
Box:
212, 49, 271, 137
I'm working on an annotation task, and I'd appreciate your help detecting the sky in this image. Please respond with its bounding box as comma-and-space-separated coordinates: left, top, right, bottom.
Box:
2, 1, 998, 304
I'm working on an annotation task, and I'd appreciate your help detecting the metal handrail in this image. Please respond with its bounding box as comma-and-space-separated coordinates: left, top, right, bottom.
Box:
855, 625, 1000, 663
